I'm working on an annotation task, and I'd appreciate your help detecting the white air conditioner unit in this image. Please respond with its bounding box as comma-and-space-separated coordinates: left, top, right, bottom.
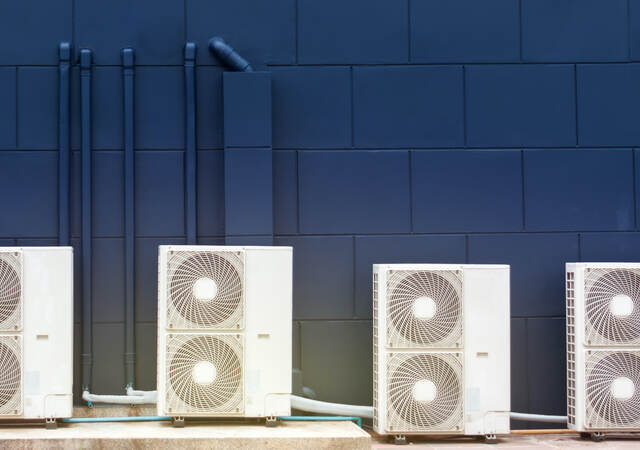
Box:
0, 247, 73, 428
373, 264, 510, 444
566, 263, 640, 442
157, 245, 292, 426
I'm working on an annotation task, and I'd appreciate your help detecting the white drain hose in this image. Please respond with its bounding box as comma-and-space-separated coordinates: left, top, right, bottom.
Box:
290, 395, 374, 419
82, 388, 157, 405
510, 412, 567, 423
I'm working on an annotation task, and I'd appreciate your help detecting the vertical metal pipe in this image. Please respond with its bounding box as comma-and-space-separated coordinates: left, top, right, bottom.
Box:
80, 49, 93, 391
184, 43, 197, 244
122, 48, 136, 388
58, 42, 71, 246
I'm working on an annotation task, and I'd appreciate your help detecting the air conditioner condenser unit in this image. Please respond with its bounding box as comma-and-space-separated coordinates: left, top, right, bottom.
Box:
566, 263, 640, 442
157, 246, 292, 427
0, 247, 73, 428
373, 264, 510, 444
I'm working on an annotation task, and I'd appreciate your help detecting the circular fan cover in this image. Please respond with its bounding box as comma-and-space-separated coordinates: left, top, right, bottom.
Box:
168, 335, 242, 412
586, 269, 640, 344
586, 352, 640, 427
0, 338, 21, 414
0, 255, 21, 330
168, 252, 243, 328
388, 271, 462, 347
388, 353, 463, 430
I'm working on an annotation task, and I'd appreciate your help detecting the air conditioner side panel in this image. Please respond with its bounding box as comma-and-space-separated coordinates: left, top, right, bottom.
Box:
244, 248, 292, 417
156, 246, 169, 416
463, 266, 510, 435
373, 265, 388, 434
22, 248, 73, 419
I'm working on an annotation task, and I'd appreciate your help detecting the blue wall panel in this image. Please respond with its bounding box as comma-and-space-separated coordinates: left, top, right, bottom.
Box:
0, 152, 57, 237
524, 149, 634, 231
187, 0, 295, 66
0, 68, 16, 149
522, 0, 628, 62
135, 68, 184, 149
581, 232, 640, 261
298, 0, 408, 64
353, 66, 464, 148
272, 67, 351, 148
466, 65, 576, 147
354, 235, 466, 318
3, 0, 639, 416
299, 151, 411, 234
468, 233, 579, 317
18, 67, 57, 149
410, 0, 519, 63
578, 64, 640, 146
75, 0, 183, 65
0, 1, 71, 65
273, 150, 298, 235
412, 150, 523, 232
274, 236, 354, 319
135, 151, 185, 237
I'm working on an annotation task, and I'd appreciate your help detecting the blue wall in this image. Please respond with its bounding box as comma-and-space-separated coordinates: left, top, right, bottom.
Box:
1, 0, 639, 424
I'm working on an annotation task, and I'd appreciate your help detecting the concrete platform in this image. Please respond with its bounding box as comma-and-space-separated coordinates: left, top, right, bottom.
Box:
372, 432, 640, 448
0, 420, 370, 449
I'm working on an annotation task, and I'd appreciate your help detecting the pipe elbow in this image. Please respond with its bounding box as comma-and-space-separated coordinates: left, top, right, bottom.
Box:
208, 37, 254, 72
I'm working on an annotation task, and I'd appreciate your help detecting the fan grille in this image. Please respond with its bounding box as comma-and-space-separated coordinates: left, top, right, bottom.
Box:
387, 352, 463, 433
0, 253, 22, 332
165, 334, 243, 415
585, 351, 640, 429
166, 251, 244, 330
386, 270, 462, 349
585, 268, 640, 346
0, 336, 22, 416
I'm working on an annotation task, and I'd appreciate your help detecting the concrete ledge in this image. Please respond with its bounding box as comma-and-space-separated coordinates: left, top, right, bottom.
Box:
0, 420, 370, 450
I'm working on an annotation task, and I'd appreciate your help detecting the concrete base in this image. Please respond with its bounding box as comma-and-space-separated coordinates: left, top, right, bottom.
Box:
0, 420, 370, 449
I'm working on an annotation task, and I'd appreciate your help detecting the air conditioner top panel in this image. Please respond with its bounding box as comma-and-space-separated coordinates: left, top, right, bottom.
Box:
159, 245, 292, 253
373, 263, 509, 271
0, 246, 73, 252
567, 262, 640, 270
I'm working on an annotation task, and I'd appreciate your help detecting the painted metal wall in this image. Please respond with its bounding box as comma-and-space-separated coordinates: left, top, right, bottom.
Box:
0, 0, 638, 424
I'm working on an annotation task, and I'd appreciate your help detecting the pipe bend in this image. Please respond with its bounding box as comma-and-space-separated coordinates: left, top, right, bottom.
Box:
208, 37, 254, 72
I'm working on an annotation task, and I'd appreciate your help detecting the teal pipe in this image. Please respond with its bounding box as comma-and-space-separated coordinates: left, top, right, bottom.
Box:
278, 416, 362, 428
62, 416, 171, 423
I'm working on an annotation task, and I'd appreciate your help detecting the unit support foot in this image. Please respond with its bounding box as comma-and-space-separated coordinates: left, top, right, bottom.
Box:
171, 417, 185, 428
484, 434, 497, 444
45, 418, 57, 430
393, 435, 408, 445
265, 416, 278, 427
590, 432, 606, 442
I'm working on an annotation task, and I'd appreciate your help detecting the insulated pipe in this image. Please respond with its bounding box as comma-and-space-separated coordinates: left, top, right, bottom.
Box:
208, 37, 254, 72
510, 412, 568, 423
82, 390, 157, 405
79, 49, 93, 392
63, 416, 170, 423
122, 48, 136, 388
290, 395, 373, 420
58, 42, 71, 246
279, 416, 362, 428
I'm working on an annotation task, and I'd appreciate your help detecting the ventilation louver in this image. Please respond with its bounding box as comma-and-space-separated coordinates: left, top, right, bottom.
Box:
167, 251, 244, 330
387, 352, 463, 433
585, 351, 640, 429
387, 270, 462, 348
0, 253, 21, 332
165, 334, 243, 415
0, 336, 21, 415
585, 269, 640, 346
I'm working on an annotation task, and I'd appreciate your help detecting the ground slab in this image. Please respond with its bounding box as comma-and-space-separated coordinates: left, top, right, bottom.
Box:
0, 420, 370, 450
372, 432, 640, 448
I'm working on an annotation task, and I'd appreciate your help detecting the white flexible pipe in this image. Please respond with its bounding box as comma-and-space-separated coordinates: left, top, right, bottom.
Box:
290, 395, 373, 419
510, 412, 567, 423
126, 387, 157, 398
82, 390, 157, 405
